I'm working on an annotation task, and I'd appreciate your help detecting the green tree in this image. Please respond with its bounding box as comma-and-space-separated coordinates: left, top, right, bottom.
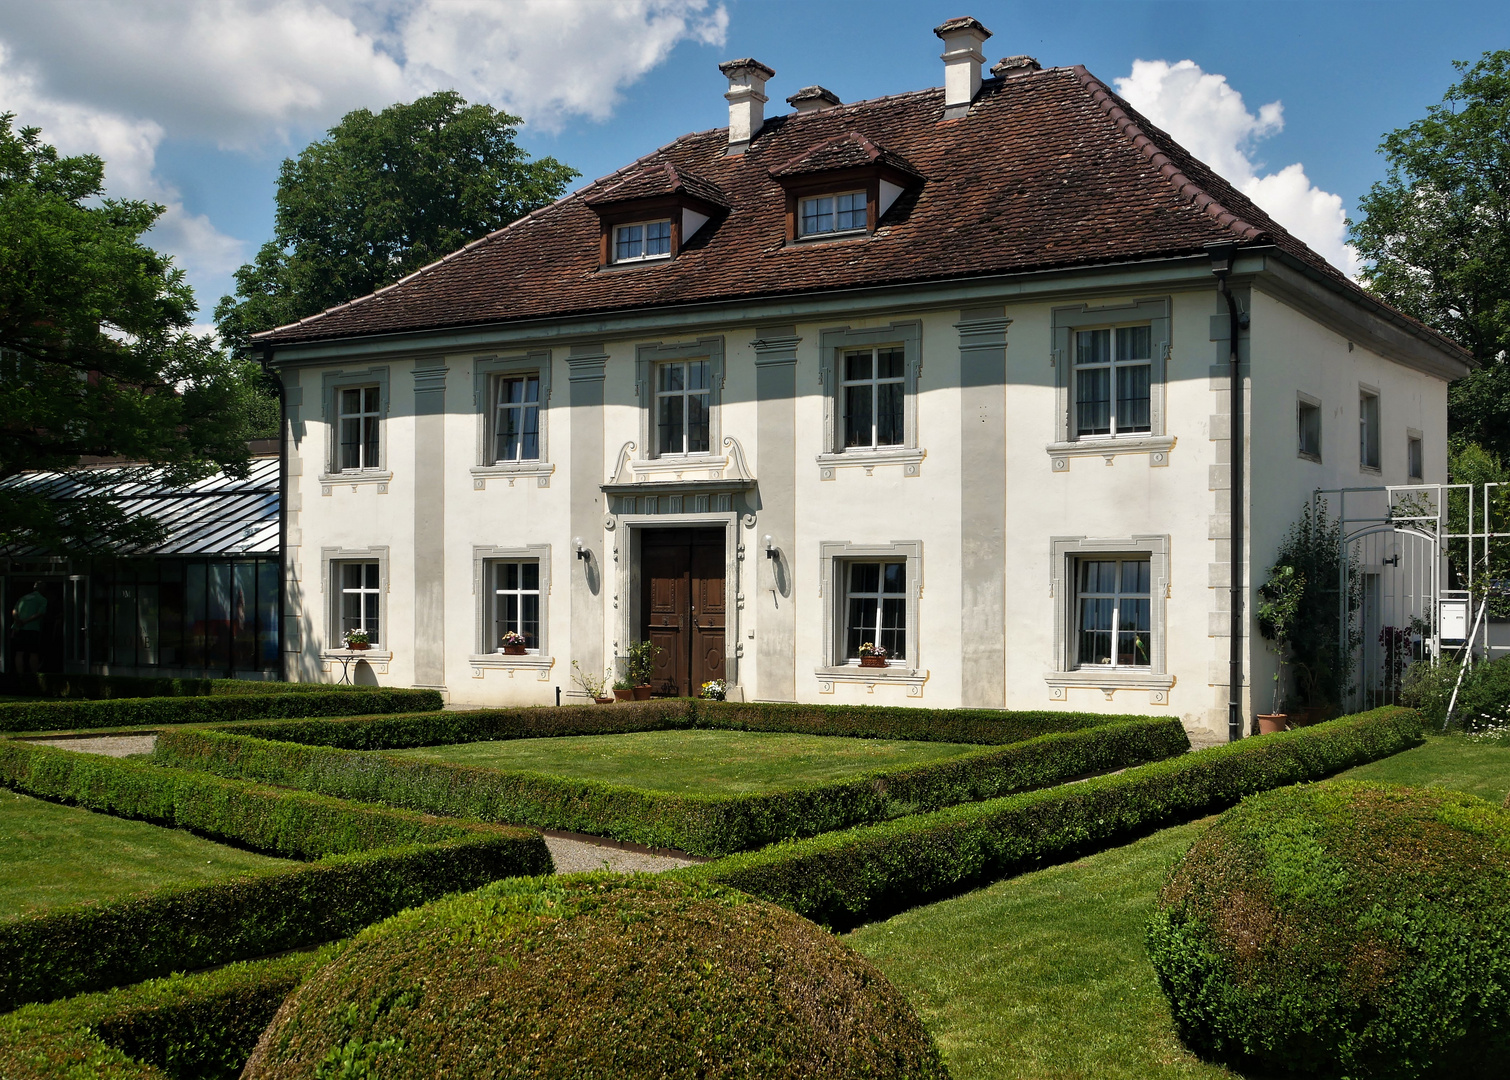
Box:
215, 91, 577, 359
1349, 51, 1510, 455
0, 114, 262, 553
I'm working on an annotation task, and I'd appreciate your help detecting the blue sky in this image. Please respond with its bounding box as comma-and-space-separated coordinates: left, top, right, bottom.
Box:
2, 1, 1506, 329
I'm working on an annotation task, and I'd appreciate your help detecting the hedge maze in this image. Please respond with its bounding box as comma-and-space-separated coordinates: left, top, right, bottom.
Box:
0, 678, 1445, 1077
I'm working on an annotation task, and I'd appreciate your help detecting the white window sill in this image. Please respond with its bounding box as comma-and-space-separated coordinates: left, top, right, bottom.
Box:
468, 653, 555, 680
1044, 667, 1174, 704
815, 666, 928, 697
817, 446, 924, 479
1047, 436, 1173, 471
470, 462, 555, 489
319, 470, 392, 493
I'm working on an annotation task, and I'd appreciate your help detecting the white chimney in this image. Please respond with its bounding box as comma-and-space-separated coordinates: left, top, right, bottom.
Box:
787, 85, 842, 113
933, 16, 993, 118
719, 58, 776, 153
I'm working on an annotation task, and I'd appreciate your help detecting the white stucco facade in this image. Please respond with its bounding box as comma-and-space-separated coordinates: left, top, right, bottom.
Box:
272, 249, 1466, 739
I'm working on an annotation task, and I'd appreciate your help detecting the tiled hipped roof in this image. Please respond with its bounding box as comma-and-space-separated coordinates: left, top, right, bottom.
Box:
256, 66, 1454, 356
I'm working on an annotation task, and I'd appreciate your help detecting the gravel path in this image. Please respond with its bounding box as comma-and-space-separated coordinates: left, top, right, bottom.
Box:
27, 734, 157, 757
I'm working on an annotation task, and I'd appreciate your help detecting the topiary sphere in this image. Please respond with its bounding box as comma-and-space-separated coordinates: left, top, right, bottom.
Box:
1147, 781, 1510, 1079
244, 874, 948, 1079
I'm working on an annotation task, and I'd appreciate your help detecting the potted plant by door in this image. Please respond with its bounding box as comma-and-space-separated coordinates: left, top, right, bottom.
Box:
571, 661, 614, 705
343, 629, 370, 652
499, 631, 527, 656
700, 679, 727, 701
626, 640, 661, 699
858, 643, 889, 668
612, 678, 634, 703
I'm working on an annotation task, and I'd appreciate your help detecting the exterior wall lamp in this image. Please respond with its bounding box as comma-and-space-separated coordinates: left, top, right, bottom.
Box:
764, 534, 778, 560
574, 537, 590, 561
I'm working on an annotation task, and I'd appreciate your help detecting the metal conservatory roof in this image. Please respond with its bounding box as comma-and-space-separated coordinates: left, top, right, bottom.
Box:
0, 456, 279, 558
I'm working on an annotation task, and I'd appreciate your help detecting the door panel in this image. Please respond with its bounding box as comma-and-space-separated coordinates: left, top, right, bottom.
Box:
640, 528, 725, 696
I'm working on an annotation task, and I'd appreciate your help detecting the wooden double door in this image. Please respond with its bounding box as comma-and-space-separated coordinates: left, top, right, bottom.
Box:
641, 528, 725, 697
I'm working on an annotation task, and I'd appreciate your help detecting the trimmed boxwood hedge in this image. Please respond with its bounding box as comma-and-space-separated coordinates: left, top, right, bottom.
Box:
226, 697, 1143, 750
677, 707, 1426, 929
1148, 782, 1510, 1079
0, 740, 524, 859
152, 716, 1190, 856
0, 744, 551, 1010
0, 948, 331, 1080
242, 875, 948, 1080
0, 687, 442, 734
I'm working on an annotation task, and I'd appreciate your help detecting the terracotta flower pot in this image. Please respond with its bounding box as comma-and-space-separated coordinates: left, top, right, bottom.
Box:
345, 641, 370, 651
613, 687, 633, 702
502, 644, 526, 655
595, 696, 615, 705
859, 655, 887, 668
633, 685, 653, 700
1257, 713, 1289, 735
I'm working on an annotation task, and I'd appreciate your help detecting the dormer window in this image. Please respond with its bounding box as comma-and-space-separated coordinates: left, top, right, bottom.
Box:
584, 162, 727, 269
769, 130, 920, 246
614, 220, 672, 263
799, 191, 867, 238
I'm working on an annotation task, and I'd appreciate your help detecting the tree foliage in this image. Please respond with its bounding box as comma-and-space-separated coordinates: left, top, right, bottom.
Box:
215, 91, 577, 359
0, 114, 262, 553
1350, 51, 1510, 454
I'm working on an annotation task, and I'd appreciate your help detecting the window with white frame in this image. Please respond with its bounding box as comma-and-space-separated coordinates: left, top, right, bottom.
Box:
1408, 433, 1424, 482
655, 359, 711, 456
488, 560, 541, 651
493, 373, 541, 462
613, 220, 671, 263
841, 346, 906, 449
843, 561, 906, 661
1073, 326, 1152, 437
337, 386, 381, 470
1075, 557, 1151, 668
799, 191, 866, 237
337, 561, 381, 646
1360, 388, 1381, 470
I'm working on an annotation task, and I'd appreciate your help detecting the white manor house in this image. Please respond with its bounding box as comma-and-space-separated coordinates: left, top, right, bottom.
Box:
257, 18, 1471, 738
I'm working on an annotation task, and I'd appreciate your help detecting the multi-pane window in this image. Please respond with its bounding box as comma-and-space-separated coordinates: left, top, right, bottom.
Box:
844, 561, 906, 661
1298, 398, 1322, 460
493, 374, 541, 462
841, 347, 905, 449
1408, 434, 1424, 482
1074, 326, 1152, 437
338, 386, 380, 470
338, 562, 381, 646
1360, 390, 1381, 470
655, 359, 711, 456
614, 220, 672, 263
1076, 558, 1151, 668
490, 561, 541, 651
799, 191, 866, 237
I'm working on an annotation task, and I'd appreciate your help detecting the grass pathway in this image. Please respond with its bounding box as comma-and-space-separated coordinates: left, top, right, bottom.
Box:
388, 728, 981, 795
0, 789, 289, 919
1334, 729, 1510, 803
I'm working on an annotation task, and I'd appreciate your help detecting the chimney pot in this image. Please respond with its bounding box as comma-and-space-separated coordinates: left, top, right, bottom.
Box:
786, 85, 842, 113
933, 16, 992, 118
991, 55, 1042, 78
719, 58, 776, 154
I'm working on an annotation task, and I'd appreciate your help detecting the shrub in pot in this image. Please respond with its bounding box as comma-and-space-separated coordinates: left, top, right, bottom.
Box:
243, 875, 948, 1079
1147, 781, 1510, 1079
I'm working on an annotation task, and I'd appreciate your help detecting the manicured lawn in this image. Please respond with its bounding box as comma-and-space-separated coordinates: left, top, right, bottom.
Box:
388, 729, 982, 795
0, 789, 290, 919
1335, 730, 1510, 804
848, 821, 1235, 1080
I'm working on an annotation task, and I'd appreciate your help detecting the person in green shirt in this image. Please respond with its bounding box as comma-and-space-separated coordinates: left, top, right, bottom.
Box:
11, 583, 47, 674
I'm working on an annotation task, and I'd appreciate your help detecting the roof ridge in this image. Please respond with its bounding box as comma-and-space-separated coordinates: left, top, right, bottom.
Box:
1071, 65, 1264, 244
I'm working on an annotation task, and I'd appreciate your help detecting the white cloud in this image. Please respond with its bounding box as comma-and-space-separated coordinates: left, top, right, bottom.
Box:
1114, 59, 1360, 278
